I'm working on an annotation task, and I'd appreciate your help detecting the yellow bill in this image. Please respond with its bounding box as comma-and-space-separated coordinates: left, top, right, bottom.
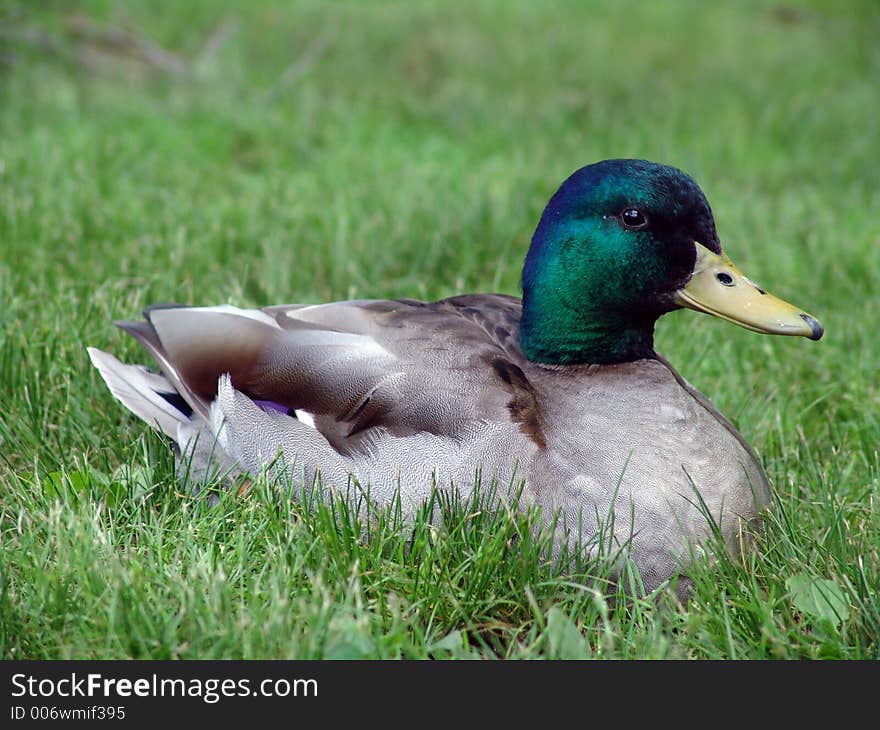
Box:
674, 242, 823, 340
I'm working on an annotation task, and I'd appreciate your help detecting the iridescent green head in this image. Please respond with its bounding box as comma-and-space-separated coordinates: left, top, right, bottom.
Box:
519, 159, 822, 365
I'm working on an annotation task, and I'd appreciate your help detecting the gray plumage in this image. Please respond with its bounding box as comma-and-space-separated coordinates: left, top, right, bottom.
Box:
88, 294, 769, 597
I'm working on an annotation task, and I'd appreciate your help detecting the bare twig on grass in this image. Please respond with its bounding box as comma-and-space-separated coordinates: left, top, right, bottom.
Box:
3, 12, 231, 78
197, 17, 237, 69
65, 13, 188, 75
3, 11, 323, 95
263, 28, 333, 103
0, 25, 63, 56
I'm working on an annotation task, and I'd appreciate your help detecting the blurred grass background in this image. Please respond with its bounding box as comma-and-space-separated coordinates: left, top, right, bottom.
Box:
0, 0, 878, 658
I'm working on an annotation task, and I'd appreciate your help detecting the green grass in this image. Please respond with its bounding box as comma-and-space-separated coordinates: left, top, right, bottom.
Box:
1, 0, 878, 659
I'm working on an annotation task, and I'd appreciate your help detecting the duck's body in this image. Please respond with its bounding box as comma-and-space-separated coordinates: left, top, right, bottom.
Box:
89, 159, 821, 596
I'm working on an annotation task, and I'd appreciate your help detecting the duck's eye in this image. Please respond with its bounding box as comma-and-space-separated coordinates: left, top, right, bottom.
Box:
620, 208, 649, 230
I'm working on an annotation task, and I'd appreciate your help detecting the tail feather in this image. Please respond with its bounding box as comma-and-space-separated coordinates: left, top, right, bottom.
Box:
115, 318, 210, 420
87, 347, 191, 439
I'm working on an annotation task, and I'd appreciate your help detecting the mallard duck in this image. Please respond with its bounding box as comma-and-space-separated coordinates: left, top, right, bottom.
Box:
88, 159, 823, 596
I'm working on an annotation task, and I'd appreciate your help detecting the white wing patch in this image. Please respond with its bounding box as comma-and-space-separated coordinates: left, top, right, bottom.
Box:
294, 410, 317, 428
180, 305, 282, 329
286, 329, 391, 358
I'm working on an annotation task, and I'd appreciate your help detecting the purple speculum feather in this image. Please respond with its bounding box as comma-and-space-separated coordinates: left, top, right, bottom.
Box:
253, 399, 289, 414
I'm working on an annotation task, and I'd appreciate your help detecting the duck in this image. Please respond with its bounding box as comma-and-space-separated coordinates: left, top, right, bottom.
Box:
88, 159, 823, 598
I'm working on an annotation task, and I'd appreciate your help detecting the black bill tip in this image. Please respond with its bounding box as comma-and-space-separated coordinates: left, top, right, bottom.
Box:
800, 313, 824, 341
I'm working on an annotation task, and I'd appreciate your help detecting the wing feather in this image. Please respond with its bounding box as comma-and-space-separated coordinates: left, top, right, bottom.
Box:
102, 294, 537, 451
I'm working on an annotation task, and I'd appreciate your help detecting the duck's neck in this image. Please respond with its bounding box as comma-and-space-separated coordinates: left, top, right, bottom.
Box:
519, 290, 656, 365
518, 219, 660, 366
